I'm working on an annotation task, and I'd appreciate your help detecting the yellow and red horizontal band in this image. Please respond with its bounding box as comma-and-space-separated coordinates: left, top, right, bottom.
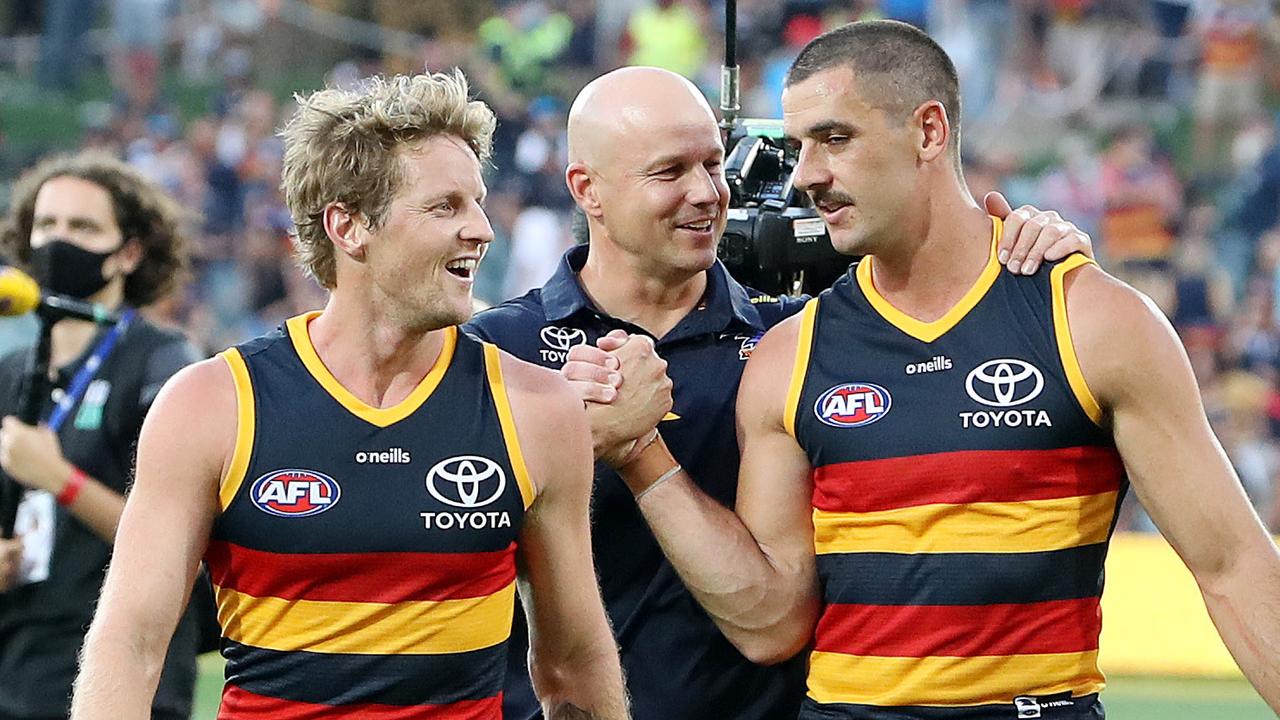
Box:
813, 491, 1119, 555
807, 649, 1105, 707
219, 684, 501, 720
814, 598, 1101, 658
205, 540, 516, 604
812, 446, 1123, 514
215, 582, 515, 655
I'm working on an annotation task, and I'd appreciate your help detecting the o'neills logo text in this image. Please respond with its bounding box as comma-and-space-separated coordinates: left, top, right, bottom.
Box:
355, 448, 412, 464
905, 355, 953, 374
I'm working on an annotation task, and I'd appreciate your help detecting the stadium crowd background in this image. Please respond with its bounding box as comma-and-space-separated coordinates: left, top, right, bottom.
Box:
0, 0, 1278, 537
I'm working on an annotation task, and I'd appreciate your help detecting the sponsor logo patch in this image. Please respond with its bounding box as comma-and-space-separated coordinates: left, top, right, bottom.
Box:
251, 469, 341, 517
425, 455, 506, 508
965, 358, 1044, 408
739, 331, 764, 360
814, 383, 892, 428
538, 326, 587, 365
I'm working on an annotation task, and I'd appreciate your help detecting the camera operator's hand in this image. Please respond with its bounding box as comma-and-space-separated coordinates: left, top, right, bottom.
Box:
562, 332, 673, 466
0, 536, 22, 592
986, 192, 1094, 275
0, 417, 75, 495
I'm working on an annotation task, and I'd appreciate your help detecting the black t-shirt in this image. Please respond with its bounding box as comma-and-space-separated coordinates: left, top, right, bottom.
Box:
0, 317, 203, 718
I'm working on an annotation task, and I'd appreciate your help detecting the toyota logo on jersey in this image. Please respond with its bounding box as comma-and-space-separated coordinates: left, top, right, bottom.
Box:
425, 455, 507, 508
965, 358, 1044, 408
250, 469, 341, 517
539, 326, 587, 352
814, 383, 892, 428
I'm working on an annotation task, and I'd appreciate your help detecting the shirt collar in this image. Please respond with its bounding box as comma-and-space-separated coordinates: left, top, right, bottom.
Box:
539, 244, 763, 334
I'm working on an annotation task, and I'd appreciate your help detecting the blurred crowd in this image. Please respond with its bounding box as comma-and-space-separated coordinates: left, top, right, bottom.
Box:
1, 0, 1279, 531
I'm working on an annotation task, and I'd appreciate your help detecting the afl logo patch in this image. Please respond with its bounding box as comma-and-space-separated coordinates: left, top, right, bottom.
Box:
250, 469, 341, 517
815, 383, 892, 428
426, 455, 507, 508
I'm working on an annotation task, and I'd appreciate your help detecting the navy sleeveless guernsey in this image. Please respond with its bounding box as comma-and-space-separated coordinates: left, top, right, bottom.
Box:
787, 220, 1126, 719
205, 312, 535, 719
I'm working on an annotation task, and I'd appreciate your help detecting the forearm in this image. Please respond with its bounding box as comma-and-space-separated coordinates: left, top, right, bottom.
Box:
62, 471, 126, 542
1198, 552, 1280, 712
620, 440, 817, 662
71, 611, 169, 719
534, 645, 629, 720
531, 617, 629, 720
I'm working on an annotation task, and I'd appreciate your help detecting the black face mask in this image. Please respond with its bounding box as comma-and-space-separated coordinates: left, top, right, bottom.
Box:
29, 238, 119, 300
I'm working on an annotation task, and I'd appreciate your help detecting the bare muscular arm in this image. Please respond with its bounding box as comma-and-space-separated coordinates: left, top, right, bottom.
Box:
1067, 264, 1280, 711
615, 315, 821, 664
502, 351, 629, 719
70, 358, 232, 718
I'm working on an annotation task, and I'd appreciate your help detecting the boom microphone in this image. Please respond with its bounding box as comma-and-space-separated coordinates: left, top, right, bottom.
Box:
0, 265, 121, 324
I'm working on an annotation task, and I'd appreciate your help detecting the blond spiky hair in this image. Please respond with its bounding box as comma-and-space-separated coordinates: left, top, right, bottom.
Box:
279, 70, 496, 288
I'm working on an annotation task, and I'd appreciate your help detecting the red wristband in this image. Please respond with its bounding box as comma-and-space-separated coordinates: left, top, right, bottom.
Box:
56, 467, 88, 507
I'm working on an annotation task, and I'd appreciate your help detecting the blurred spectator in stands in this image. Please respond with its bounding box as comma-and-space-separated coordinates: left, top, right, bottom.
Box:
37, 0, 98, 93
1191, 0, 1271, 177
1218, 367, 1278, 519
1227, 274, 1280, 372
622, 0, 708, 79
474, 178, 524, 307
514, 96, 572, 210
1098, 125, 1183, 263
1147, 0, 1196, 99
1035, 133, 1106, 241
478, 0, 573, 98
503, 185, 571, 300
110, 0, 173, 120
1171, 203, 1235, 335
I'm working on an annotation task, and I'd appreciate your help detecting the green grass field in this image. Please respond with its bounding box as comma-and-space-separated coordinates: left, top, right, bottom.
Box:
192, 654, 1274, 718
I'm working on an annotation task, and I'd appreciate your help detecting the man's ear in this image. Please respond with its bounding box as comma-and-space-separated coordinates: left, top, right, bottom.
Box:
566, 163, 604, 220
323, 202, 366, 261
110, 238, 143, 277
914, 100, 951, 164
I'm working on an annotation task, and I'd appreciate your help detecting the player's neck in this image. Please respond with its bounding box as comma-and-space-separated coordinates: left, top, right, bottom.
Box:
867, 189, 993, 324
579, 243, 707, 339
305, 294, 449, 410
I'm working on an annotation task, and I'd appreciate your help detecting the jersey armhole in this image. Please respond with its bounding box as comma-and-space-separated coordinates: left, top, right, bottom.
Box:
783, 298, 821, 440
482, 343, 538, 509
217, 348, 256, 512
1051, 255, 1105, 427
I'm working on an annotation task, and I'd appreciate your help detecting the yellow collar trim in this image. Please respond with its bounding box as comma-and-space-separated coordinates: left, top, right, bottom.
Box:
855, 217, 1003, 344
286, 311, 457, 427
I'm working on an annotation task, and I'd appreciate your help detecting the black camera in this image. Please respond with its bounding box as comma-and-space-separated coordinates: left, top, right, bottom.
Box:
717, 120, 849, 297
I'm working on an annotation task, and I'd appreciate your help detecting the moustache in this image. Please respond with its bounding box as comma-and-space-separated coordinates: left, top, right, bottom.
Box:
810, 189, 855, 208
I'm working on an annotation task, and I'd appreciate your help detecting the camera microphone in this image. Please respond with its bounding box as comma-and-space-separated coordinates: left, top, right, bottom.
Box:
0, 265, 122, 324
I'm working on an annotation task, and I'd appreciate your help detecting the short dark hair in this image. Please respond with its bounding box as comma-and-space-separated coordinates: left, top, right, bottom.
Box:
787, 20, 962, 154
1, 151, 191, 307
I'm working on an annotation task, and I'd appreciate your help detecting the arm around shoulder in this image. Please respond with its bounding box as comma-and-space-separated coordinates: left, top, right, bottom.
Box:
72, 357, 236, 719
1064, 264, 1280, 711
499, 352, 628, 719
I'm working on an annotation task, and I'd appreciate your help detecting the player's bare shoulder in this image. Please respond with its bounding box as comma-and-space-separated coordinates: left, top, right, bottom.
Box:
739, 302, 814, 425
1061, 261, 1184, 407
492, 345, 592, 498
133, 354, 240, 491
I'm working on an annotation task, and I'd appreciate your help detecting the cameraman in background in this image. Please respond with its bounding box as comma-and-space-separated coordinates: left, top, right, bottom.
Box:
0, 152, 203, 720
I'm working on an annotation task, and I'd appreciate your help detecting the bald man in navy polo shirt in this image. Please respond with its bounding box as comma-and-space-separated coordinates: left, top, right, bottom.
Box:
464, 66, 1092, 720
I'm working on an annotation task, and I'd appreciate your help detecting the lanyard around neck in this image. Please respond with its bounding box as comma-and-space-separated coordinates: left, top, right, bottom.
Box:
46, 309, 137, 433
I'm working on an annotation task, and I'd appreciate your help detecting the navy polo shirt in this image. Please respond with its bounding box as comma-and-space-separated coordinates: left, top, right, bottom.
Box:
464, 245, 809, 720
